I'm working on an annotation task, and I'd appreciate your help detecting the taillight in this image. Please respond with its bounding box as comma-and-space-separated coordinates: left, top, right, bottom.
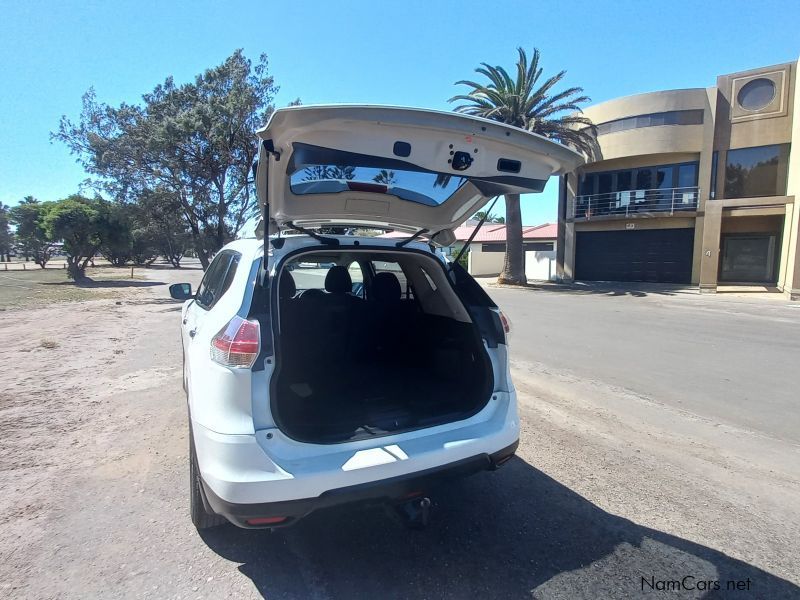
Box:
498, 310, 512, 335
246, 516, 287, 526
210, 316, 260, 368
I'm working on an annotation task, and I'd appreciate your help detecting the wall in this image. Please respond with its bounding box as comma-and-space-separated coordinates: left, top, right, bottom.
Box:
574, 216, 696, 232
526, 250, 556, 281
467, 245, 504, 276
561, 89, 714, 283
581, 89, 710, 163
467, 242, 558, 279
780, 58, 800, 299
720, 214, 784, 233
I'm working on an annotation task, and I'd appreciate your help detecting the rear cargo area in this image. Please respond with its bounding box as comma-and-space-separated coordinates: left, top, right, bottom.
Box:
272, 250, 494, 443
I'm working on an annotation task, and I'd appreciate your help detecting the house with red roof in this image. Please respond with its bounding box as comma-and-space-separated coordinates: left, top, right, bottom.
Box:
379, 221, 557, 279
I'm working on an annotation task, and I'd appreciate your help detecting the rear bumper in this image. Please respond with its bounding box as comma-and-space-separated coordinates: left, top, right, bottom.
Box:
202, 440, 518, 528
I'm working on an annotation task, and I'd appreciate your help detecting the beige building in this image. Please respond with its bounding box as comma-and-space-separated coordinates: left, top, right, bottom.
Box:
557, 60, 800, 299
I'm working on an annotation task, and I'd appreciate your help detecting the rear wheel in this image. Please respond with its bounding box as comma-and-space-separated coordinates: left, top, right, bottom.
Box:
189, 433, 227, 530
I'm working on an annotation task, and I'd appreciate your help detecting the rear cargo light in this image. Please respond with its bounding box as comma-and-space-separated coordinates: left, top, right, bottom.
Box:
246, 516, 287, 526
210, 316, 260, 368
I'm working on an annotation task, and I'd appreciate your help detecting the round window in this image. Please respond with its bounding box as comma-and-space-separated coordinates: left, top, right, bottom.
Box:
737, 78, 776, 111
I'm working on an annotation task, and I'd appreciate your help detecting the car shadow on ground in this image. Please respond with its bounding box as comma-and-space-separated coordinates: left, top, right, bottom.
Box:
200, 458, 799, 599
122, 297, 184, 306
143, 263, 204, 271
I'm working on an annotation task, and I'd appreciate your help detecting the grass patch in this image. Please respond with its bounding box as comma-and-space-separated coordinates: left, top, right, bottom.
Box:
0, 267, 136, 310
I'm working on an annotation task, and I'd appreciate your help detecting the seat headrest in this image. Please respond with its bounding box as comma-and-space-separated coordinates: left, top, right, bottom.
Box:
325, 266, 352, 294
372, 272, 402, 302
279, 270, 296, 299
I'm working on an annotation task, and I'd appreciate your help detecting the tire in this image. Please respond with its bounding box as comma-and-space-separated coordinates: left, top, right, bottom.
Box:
189, 433, 228, 530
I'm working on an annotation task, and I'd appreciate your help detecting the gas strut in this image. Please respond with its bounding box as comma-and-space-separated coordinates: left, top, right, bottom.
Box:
450, 195, 500, 270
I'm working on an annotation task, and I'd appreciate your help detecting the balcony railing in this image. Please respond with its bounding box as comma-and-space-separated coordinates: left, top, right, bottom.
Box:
572, 186, 699, 219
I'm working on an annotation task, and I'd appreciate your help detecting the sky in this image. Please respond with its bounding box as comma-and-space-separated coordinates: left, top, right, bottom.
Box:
1, 0, 798, 226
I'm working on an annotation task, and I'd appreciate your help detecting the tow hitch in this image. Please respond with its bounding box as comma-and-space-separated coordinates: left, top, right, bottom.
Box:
392, 496, 432, 529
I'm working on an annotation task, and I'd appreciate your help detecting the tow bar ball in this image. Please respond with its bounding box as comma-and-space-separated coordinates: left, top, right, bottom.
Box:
395, 496, 432, 530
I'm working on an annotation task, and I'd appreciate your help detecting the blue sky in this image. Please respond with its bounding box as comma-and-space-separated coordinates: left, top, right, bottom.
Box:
1, 0, 798, 225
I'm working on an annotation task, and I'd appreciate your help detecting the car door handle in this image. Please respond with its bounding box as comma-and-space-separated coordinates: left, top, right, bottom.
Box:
189, 328, 197, 338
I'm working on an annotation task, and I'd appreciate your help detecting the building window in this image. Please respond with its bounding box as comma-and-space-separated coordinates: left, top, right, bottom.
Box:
710, 151, 718, 199
677, 163, 698, 188
724, 144, 789, 199
737, 78, 776, 111
576, 162, 699, 217
594, 109, 703, 136
580, 161, 699, 198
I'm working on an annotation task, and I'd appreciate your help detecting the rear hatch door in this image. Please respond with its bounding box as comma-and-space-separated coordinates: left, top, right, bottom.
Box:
256, 105, 583, 237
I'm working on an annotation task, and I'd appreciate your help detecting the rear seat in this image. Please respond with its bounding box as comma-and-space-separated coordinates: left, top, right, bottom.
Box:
360, 272, 418, 363
288, 266, 364, 376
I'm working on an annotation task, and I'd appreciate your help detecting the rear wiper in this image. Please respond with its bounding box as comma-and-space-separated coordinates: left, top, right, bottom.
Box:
396, 228, 429, 247
286, 222, 340, 246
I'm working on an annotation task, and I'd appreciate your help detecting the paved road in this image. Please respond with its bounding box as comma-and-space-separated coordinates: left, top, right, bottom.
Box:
487, 284, 800, 444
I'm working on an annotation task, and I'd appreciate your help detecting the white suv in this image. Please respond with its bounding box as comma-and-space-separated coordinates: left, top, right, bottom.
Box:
170, 105, 581, 529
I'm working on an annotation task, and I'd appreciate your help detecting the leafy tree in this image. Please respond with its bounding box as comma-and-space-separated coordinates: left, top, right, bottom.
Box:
302, 165, 356, 181
0, 202, 12, 262
327, 166, 356, 180
138, 189, 191, 267
100, 203, 137, 266
9, 197, 58, 268
302, 165, 330, 182
472, 210, 504, 223
53, 50, 281, 269
373, 169, 397, 185
450, 47, 597, 284
44, 195, 113, 280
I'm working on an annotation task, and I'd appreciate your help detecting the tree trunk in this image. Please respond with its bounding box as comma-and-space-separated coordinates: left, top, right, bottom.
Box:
186, 219, 209, 270
66, 256, 87, 281
498, 193, 527, 285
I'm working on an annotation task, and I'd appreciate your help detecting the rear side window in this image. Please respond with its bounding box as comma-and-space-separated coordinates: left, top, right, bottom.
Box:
196, 251, 241, 310
285, 258, 363, 297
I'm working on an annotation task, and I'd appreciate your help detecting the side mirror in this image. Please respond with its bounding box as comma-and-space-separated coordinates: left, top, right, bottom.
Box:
169, 283, 193, 300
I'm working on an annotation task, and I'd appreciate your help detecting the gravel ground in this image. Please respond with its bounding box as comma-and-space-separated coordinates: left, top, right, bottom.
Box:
0, 267, 798, 599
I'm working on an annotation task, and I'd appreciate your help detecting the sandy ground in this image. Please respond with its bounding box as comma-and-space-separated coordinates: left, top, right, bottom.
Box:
0, 266, 798, 599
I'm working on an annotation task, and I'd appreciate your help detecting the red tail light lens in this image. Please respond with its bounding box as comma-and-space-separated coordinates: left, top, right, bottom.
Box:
210, 316, 260, 368
246, 516, 287, 526
498, 311, 511, 335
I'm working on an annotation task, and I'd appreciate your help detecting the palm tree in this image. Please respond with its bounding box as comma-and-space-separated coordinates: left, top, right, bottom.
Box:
450, 47, 597, 285
472, 210, 504, 224
373, 169, 397, 185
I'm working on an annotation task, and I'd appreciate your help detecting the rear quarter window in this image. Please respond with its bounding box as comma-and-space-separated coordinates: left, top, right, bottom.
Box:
195, 251, 241, 310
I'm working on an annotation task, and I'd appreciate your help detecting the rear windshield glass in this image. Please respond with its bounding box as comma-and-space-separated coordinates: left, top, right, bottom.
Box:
290, 165, 468, 206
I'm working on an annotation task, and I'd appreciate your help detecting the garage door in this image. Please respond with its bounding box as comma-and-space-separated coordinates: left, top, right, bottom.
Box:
575, 228, 694, 283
